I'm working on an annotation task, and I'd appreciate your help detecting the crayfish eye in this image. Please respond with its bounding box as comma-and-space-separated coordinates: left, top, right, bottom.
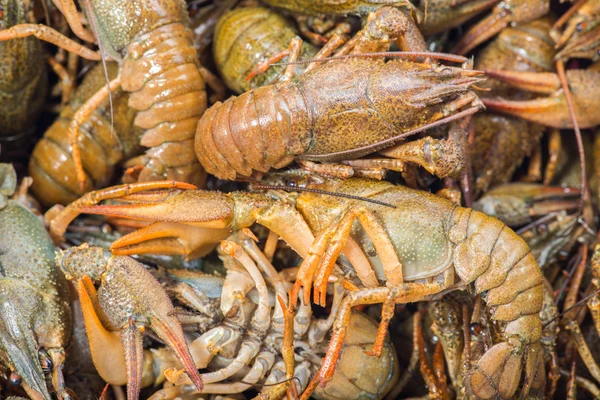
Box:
39, 349, 53, 373
576, 22, 586, 32
470, 322, 482, 335
284, 179, 297, 188
9, 372, 22, 386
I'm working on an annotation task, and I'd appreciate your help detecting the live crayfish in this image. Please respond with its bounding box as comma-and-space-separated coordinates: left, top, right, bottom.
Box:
48, 171, 547, 399
0, 0, 209, 187
0, 163, 72, 400
146, 230, 399, 400
196, 51, 483, 181
54, 227, 399, 400
208, 5, 479, 183
469, 16, 558, 193
55, 242, 204, 400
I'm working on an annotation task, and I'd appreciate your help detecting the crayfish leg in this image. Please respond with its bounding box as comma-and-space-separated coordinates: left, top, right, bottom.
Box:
0, 23, 100, 60
69, 77, 122, 190
304, 284, 441, 398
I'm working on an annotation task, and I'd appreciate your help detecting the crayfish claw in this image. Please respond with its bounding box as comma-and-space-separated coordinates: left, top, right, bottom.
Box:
75, 277, 127, 385
110, 222, 229, 259
149, 315, 204, 392
58, 245, 204, 397
0, 283, 52, 400
121, 318, 145, 400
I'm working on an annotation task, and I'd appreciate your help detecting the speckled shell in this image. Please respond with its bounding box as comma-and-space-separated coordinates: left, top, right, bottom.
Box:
195, 58, 480, 180
0, 198, 72, 385
213, 7, 317, 94
76, 0, 206, 186
81, 0, 189, 57
261, 0, 411, 16
98, 255, 177, 329
295, 179, 457, 280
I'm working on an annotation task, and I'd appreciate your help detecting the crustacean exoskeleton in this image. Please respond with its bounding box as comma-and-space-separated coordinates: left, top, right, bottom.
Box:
481, 61, 600, 129
550, 0, 600, 62
141, 230, 398, 400
213, 6, 319, 94
259, 0, 419, 20
55, 243, 204, 400
474, 183, 581, 228
195, 51, 483, 181
0, 164, 72, 400
0, 0, 211, 188
48, 171, 545, 399
468, 16, 559, 193
210, 6, 477, 183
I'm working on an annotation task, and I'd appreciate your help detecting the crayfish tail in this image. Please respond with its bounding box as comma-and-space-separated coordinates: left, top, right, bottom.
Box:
468, 338, 545, 399
468, 342, 522, 399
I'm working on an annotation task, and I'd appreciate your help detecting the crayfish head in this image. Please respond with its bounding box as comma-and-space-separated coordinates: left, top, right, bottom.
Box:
555, 22, 600, 62
551, 0, 600, 54
55, 243, 110, 282
0, 281, 52, 400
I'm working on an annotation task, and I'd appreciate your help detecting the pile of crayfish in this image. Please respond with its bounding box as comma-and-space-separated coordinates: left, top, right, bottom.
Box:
0, 0, 599, 398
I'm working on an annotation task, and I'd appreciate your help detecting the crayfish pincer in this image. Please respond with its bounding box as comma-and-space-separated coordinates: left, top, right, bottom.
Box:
0, 164, 71, 400
55, 244, 204, 400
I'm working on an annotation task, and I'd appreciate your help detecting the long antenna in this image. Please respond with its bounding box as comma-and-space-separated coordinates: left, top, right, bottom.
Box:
83, 0, 114, 138
543, 288, 600, 328
253, 184, 397, 209
272, 51, 469, 66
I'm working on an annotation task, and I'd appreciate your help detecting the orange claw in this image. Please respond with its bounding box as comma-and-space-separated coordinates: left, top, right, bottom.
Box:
57, 244, 204, 399
49, 180, 317, 262
481, 67, 600, 129
109, 222, 230, 259
47, 181, 197, 244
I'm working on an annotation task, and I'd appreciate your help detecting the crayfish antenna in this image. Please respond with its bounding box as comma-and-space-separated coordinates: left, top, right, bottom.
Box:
556, 60, 591, 225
